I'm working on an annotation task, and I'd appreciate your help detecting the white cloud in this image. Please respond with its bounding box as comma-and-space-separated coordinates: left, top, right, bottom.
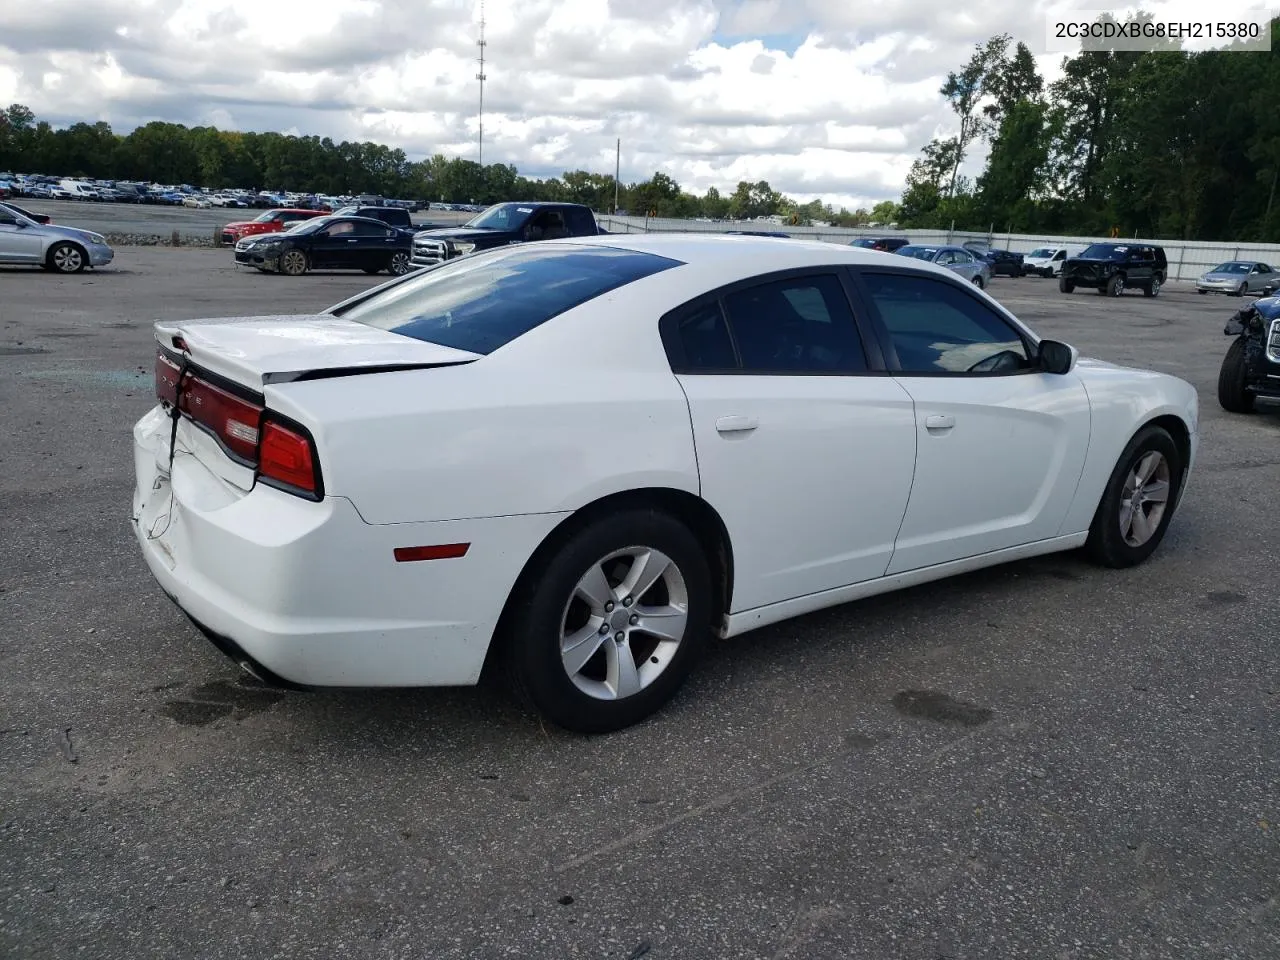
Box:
0, 0, 1268, 208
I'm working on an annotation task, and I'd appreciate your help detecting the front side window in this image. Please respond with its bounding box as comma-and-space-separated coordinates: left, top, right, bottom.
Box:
333, 244, 682, 355
862, 272, 1031, 375
720, 274, 867, 373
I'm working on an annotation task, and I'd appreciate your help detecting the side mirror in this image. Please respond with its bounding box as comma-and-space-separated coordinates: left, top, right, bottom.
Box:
1038, 339, 1077, 375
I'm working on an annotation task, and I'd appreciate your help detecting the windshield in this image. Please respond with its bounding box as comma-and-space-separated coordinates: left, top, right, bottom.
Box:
1079, 244, 1127, 260
333, 244, 682, 355
1027, 248, 1055, 258
464, 203, 535, 230
253, 211, 280, 222
897, 246, 938, 260
1210, 262, 1250, 274
289, 216, 337, 235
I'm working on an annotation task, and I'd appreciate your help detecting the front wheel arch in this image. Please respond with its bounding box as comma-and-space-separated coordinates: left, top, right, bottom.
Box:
481, 487, 734, 683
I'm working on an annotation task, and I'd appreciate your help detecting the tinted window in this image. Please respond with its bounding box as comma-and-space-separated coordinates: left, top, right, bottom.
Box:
565, 207, 597, 235
862, 272, 1030, 375
675, 303, 737, 370
334, 244, 682, 355
721, 274, 866, 373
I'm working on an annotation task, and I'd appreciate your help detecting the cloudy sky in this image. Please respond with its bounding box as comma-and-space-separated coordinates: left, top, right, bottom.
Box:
0, 0, 1271, 208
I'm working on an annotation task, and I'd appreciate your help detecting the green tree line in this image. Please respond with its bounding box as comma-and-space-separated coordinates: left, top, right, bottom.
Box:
903, 14, 1280, 240
0, 104, 897, 226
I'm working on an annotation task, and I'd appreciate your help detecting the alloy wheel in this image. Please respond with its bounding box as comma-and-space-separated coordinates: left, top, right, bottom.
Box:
558, 547, 689, 701
1118, 451, 1170, 547
52, 245, 83, 272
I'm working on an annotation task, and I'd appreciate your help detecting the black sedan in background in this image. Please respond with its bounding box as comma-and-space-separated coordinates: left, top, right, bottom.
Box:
980, 248, 1026, 277
234, 215, 414, 276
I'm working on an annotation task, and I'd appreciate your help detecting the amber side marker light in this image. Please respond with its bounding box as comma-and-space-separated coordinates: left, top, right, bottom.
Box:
394, 543, 471, 563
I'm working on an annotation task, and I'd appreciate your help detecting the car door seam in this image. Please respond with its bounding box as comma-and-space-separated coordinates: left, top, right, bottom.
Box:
883, 375, 919, 577
1054, 373, 1094, 537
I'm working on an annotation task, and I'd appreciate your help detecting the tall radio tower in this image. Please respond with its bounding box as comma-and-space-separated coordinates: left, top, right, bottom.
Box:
476, 0, 487, 167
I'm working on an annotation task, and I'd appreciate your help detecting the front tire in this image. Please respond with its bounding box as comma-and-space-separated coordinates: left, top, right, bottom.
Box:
278, 249, 308, 276
1235, 282, 1247, 297
1103, 274, 1124, 296
1084, 425, 1183, 568
1217, 338, 1256, 413
47, 241, 86, 273
504, 509, 713, 734
1058, 276, 1075, 293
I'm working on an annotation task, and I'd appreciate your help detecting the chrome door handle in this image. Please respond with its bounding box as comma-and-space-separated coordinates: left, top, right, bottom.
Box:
716, 415, 758, 434
924, 414, 955, 431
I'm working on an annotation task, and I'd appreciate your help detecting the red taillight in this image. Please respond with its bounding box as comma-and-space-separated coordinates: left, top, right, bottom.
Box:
259, 420, 317, 494
182, 376, 262, 462
155, 351, 180, 405
155, 350, 319, 497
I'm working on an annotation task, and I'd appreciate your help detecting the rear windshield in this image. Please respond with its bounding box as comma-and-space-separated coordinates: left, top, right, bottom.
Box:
332, 244, 683, 355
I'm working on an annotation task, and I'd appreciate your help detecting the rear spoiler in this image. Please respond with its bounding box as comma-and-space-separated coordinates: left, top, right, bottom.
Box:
261, 360, 475, 386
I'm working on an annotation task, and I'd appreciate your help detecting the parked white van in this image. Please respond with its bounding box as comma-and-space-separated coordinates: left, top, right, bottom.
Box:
52, 180, 102, 201
1023, 246, 1082, 277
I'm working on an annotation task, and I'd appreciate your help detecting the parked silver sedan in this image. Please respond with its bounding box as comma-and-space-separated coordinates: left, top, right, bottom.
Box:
1196, 260, 1280, 296
0, 202, 114, 272
895, 244, 993, 289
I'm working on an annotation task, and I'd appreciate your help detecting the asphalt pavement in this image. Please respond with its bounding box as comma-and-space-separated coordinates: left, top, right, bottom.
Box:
1, 249, 1278, 959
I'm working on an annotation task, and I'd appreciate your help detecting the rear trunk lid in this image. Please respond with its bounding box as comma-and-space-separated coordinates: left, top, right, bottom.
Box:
147, 315, 480, 496
153, 314, 480, 388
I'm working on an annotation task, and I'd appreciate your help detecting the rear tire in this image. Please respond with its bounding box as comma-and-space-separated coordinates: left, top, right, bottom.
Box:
388, 251, 412, 275
502, 509, 712, 734
1217, 338, 1256, 413
1143, 274, 1162, 298
1085, 425, 1183, 569
972, 275, 985, 289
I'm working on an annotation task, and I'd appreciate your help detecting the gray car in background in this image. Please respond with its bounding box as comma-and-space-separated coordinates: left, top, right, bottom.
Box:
0, 201, 114, 272
1195, 260, 1280, 296
895, 244, 993, 289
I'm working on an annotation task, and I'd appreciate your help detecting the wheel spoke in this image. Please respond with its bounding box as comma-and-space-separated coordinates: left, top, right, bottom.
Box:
574, 563, 615, 612
1141, 479, 1170, 504
562, 622, 607, 676
619, 549, 671, 602
1118, 498, 1136, 539
634, 603, 688, 643
1135, 452, 1161, 485
605, 638, 642, 699
1130, 504, 1154, 544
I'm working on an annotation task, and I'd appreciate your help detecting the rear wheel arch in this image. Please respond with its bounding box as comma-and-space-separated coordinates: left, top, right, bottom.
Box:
482, 487, 734, 680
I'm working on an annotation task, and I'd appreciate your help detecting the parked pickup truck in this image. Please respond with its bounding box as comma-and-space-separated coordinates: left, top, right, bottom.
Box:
410, 201, 602, 269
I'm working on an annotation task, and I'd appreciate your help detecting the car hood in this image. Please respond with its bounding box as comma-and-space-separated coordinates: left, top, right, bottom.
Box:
412, 227, 509, 242
1066, 257, 1119, 265
44, 224, 104, 243
223, 220, 261, 230
153, 315, 481, 388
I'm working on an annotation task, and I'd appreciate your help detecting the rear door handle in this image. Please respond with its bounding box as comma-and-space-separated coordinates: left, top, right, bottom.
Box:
716, 415, 758, 434
924, 414, 955, 432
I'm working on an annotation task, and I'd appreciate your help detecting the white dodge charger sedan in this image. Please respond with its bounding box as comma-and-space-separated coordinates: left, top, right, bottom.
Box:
131, 234, 1198, 733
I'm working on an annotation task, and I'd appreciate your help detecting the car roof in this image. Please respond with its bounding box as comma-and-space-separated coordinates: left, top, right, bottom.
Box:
527, 232, 965, 292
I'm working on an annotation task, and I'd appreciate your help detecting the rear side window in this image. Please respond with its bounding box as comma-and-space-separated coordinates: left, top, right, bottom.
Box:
334, 244, 682, 355
721, 274, 867, 373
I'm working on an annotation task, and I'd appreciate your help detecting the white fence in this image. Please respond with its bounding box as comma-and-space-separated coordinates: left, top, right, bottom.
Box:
597, 215, 1280, 283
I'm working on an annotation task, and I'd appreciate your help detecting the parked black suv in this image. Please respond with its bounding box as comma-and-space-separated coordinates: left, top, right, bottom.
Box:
1059, 242, 1167, 297
410, 201, 602, 269
1218, 297, 1280, 412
